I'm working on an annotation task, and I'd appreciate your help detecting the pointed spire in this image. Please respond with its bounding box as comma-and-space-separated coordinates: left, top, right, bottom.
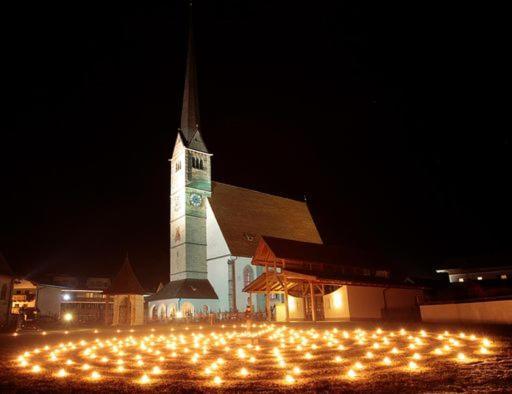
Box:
179, 2, 208, 153
108, 254, 145, 295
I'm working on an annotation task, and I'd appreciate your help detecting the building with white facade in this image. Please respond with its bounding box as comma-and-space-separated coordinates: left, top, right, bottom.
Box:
148, 6, 425, 321
147, 8, 321, 318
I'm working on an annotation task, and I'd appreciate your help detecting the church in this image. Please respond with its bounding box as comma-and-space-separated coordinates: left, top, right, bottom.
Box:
147, 12, 321, 319
148, 8, 424, 321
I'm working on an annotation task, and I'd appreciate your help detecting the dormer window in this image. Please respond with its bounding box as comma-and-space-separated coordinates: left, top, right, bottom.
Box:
244, 233, 255, 242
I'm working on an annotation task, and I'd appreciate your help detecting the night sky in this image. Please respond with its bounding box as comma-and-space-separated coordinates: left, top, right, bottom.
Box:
1, 2, 510, 287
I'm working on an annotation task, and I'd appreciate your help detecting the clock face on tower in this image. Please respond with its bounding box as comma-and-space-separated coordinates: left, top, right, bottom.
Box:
189, 193, 202, 207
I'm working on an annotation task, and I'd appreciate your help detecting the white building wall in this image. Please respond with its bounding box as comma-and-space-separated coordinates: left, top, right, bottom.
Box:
421, 299, 512, 324
234, 257, 258, 312
207, 257, 229, 312
448, 269, 511, 283
36, 286, 63, 318
275, 296, 305, 321
205, 199, 232, 313
148, 297, 219, 319
346, 286, 421, 320
206, 200, 230, 260
324, 286, 350, 320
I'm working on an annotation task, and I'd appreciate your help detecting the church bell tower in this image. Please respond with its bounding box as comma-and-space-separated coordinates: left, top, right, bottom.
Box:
170, 3, 212, 283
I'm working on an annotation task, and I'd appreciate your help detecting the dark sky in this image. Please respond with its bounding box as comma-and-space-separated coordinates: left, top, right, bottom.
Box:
1, 1, 510, 286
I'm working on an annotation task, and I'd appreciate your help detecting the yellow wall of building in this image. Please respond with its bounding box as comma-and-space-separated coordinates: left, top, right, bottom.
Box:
275, 295, 305, 321
323, 286, 350, 320
346, 286, 422, 320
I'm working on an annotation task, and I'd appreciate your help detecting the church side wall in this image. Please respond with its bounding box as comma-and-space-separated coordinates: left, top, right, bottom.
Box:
206, 198, 231, 312
207, 257, 229, 312
206, 200, 230, 260
234, 257, 257, 312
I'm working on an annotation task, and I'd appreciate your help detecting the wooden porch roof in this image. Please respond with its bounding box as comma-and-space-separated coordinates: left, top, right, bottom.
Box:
243, 269, 422, 297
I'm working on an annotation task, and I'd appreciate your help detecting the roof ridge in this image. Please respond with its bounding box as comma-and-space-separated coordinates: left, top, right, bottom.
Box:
212, 181, 307, 204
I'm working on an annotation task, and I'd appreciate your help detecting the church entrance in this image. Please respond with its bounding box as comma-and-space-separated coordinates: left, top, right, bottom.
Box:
304, 294, 325, 321
118, 297, 131, 325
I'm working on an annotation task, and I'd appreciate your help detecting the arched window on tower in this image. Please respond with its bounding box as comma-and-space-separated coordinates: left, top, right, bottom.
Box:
243, 265, 254, 288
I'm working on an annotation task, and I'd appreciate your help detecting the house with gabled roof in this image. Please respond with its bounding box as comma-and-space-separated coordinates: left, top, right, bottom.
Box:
107, 255, 145, 326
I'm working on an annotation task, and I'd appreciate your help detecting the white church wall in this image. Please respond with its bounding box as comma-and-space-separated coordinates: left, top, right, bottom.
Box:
180, 298, 219, 315
206, 200, 230, 260
235, 257, 255, 312
207, 257, 230, 312
205, 198, 231, 313
148, 298, 219, 319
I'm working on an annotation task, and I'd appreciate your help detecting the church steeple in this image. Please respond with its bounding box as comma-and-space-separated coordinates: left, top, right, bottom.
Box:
179, 2, 208, 153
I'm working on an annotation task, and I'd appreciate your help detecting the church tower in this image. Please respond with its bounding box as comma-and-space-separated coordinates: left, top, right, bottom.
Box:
170, 4, 212, 283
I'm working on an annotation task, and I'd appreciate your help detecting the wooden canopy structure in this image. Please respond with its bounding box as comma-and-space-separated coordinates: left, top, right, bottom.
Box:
243, 236, 422, 322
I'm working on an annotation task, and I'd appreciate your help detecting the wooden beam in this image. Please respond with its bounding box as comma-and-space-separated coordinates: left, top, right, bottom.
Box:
265, 263, 271, 321
309, 281, 316, 322
283, 277, 290, 323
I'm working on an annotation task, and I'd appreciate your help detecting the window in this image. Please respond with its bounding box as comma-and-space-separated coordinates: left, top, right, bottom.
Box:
477, 276, 483, 281
0, 284, 7, 300
501, 274, 508, 280
458, 278, 464, 283
175, 161, 181, 172
243, 233, 255, 242
191, 155, 205, 170
243, 265, 254, 287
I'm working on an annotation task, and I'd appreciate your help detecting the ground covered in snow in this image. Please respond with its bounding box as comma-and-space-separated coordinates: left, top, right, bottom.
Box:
1, 321, 511, 393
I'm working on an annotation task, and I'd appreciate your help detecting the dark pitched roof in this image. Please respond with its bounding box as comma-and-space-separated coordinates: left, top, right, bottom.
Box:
107, 256, 145, 295
439, 252, 512, 272
257, 236, 391, 270
0, 252, 14, 277
208, 182, 322, 257
179, 3, 208, 153
147, 279, 218, 301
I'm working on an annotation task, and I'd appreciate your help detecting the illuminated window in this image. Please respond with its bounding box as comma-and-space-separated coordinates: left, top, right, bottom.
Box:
243, 265, 254, 288
458, 278, 464, 283
501, 274, 508, 280
477, 276, 483, 281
